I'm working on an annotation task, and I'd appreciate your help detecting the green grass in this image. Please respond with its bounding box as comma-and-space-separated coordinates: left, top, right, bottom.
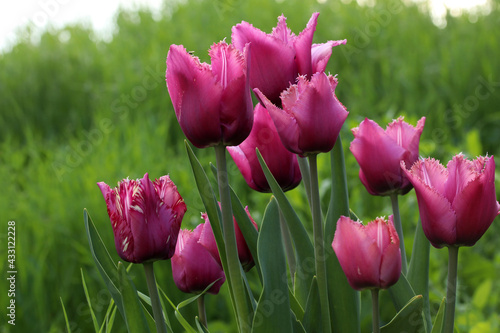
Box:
1, 0, 500, 331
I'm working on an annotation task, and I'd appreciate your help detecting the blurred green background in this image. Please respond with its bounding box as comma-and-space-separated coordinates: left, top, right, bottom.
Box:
1, 0, 499, 331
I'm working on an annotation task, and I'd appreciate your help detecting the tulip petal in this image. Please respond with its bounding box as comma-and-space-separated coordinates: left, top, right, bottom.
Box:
403, 160, 457, 247
444, 154, 478, 203
311, 39, 347, 73
166, 45, 223, 148
452, 156, 500, 246
227, 145, 257, 190
293, 12, 319, 78
379, 216, 402, 288
385, 116, 426, 166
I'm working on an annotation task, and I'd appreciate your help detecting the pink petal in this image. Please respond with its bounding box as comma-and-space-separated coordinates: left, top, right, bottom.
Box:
198, 214, 222, 266
385, 116, 426, 166
271, 14, 295, 43
293, 12, 319, 78
227, 145, 257, 190
444, 154, 478, 203
311, 39, 347, 73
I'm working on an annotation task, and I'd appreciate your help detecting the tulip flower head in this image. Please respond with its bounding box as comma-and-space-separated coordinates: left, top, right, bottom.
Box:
402, 154, 500, 248
171, 223, 226, 294
97, 173, 187, 263
166, 41, 253, 148
227, 103, 302, 192
232, 12, 346, 105
198, 206, 258, 271
332, 216, 401, 291
350, 117, 426, 196
254, 72, 348, 156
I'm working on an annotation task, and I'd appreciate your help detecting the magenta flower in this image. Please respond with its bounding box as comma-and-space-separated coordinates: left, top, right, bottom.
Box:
332, 216, 401, 291
227, 103, 302, 192
402, 154, 500, 248
232, 12, 346, 104
166, 41, 253, 148
171, 223, 226, 294
254, 72, 348, 156
97, 173, 187, 263
350, 117, 426, 196
199, 206, 258, 271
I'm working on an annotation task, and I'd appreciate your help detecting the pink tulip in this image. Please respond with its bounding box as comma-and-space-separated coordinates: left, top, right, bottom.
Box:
166, 41, 253, 148
350, 117, 426, 196
97, 173, 187, 263
402, 154, 500, 248
199, 206, 258, 271
232, 13, 346, 104
332, 216, 401, 291
227, 103, 302, 192
254, 72, 348, 156
171, 224, 226, 294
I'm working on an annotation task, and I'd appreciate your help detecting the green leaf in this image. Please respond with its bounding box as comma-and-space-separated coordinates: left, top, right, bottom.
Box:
84, 209, 125, 318
380, 295, 425, 333
407, 220, 432, 332
60, 297, 72, 333
117, 262, 151, 333
81, 268, 100, 332
431, 298, 446, 333
388, 272, 416, 311
256, 149, 314, 307
252, 198, 293, 333
301, 277, 321, 333
472, 279, 492, 310
156, 287, 198, 333
195, 318, 210, 333
324, 137, 360, 333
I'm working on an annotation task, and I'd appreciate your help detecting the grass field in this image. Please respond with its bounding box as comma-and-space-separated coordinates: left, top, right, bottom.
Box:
1, 0, 500, 331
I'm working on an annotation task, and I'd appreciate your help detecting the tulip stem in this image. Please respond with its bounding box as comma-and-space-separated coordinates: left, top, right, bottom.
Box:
443, 246, 459, 333
371, 289, 380, 333
143, 262, 168, 333
297, 157, 312, 208
308, 154, 332, 333
214, 144, 250, 332
197, 294, 207, 328
390, 194, 407, 275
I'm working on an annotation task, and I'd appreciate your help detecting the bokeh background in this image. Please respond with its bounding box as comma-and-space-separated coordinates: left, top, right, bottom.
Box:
1, 0, 499, 331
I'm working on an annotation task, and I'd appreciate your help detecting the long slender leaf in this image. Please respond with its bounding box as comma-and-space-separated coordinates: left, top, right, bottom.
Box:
301, 277, 321, 333
256, 149, 314, 307
380, 295, 425, 333
60, 298, 72, 333
84, 209, 125, 318
431, 298, 446, 333
324, 137, 360, 333
117, 262, 151, 333
252, 198, 292, 333
156, 287, 197, 333
81, 268, 100, 332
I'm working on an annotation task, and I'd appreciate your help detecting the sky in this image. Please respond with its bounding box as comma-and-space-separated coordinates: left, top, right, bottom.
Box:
0, 0, 492, 53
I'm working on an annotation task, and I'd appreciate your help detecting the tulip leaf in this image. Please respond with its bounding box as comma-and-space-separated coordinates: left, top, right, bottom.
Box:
252, 197, 293, 333
408, 219, 432, 331
324, 137, 360, 333
388, 272, 416, 311
195, 318, 210, 333
84, 209, 125, 319
301, 277, 321, 333
256, 149, 314, 307
60, 298, 72, 333
431, 298, 446, 333
155, 287, 197, 333
380, 295, 424, 333
80, 268, 100, 332
117, 262, 152, 333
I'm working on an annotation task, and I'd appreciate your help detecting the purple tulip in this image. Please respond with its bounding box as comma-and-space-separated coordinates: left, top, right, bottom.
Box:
166, 41, 253, 148
227, 103, 302, 192
350, 117, 426, 196
254, 72, 348, 156
171, 223, 226, 294
402, 154, 500, 248
97, 173, 187, 263
332, 216, 401, 291
198, 206, 258, 272
232, 12, 346, 105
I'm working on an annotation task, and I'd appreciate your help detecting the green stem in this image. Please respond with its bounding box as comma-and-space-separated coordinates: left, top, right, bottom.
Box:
371, 289, 380, 333
297, 156, 312, 208
214, 144, 250, 332
197, 294, 207, 328
390, 194, 407, 275
443, 246, 459, 333
308, 154, 332, 333
143, 262, 168, 333
279, 210, 296, 287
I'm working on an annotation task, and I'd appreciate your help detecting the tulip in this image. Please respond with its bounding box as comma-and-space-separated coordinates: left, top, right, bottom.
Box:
350, 117, 426, 196
166, 41, 253, 148
227, 103, 302, 192
402, 154, 500, 248
199, 207, 258, 271
232, 12, 346, 105
254, 72, 348, 156
332, 215, 401, 291
171, 223, 226, 294
97, 173, 187, 263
